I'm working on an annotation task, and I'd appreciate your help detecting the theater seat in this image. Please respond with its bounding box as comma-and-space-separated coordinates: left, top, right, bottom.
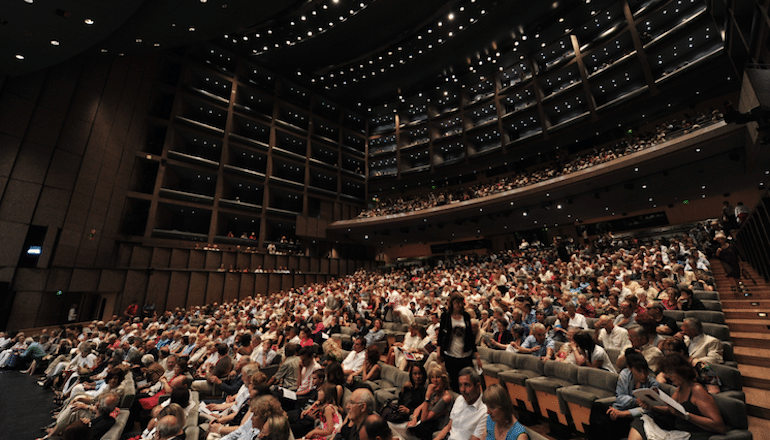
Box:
498, 353, 544, 414
694, 291, 720, 301
709, 363, 745, 402
526, 361, 579, 426
482, 350, 516, 388
557, 367, 618, 433
686, 310, 726, 324
701, 300, 723, 311
711, 394, 752, 440
703, 323, 731, 341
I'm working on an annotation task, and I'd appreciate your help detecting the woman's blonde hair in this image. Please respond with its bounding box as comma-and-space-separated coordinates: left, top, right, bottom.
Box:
427, 363, 449, 390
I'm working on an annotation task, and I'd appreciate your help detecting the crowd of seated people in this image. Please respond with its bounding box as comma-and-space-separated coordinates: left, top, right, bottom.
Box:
0, 217, 741, 440
358, 109, 725, 219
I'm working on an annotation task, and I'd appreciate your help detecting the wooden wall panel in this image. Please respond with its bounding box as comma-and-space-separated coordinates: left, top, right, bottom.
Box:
251, 253, 265, 270
7, 291, 46, 330
254, 274, 268, 297
13, 268, 47, 292
115, 244, 132, 267
205, 251, 222, 270
264, 254, 276, 269
236, 253, 250, 271
70, 268, 100, 291
281, 274, 293, 290
329, 259, 338, 275
338, 259, 347, 276
223, 272, 240, 303
121, 270, 149, 313
296, 215, 307, 236
275, 254, 288, 269
167, 272, 190, 311
151, 248, 171, 268
187, 272, 207, 308
147, 271, 171, 312
170, 248, 189, 268
130, 246, 152, 268
293, 274, 305, 288
189, 250, 206, 269
205, 272, 224, 305
288, 256, 299, 270
222, 252, 237, 271
268, 274, 281, 294
239, 273, 255, 300
46, 268, 72, 291
299, 257, 310, 273
310, 258, 320, 273
98, 269, 127, 292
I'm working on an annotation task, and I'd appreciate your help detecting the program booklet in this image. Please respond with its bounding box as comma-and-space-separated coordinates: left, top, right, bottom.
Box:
632, 388, 687, 416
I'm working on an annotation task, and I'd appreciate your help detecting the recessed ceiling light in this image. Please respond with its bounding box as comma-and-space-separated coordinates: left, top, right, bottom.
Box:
50, 40, 60, 46
15, 54, 25, 60
188, 27, 195, 32
24, 0, 33, 3
84, 18, 94, 25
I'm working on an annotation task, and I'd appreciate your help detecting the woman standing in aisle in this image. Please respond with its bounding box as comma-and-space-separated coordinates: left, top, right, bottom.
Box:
436, 292, 482, 392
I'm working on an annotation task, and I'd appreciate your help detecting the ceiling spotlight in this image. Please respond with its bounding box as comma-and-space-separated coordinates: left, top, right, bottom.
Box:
50, 40, 60, 46
15, 54, 25, 60
84, 18, 94, 25
24, 0, 33, 3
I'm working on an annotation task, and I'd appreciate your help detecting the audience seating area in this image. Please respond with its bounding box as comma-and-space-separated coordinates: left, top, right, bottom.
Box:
5, 222, 757, 440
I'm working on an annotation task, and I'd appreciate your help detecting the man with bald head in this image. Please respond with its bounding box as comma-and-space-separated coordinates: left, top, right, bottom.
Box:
594, 315, 631, 352
157, 414, 184, 440
616, 326, 663, 372
359, 414, 392, 440
335, 388, 375, 440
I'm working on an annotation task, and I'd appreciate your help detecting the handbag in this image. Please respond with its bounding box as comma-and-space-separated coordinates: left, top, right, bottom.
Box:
380, 400, 408, 423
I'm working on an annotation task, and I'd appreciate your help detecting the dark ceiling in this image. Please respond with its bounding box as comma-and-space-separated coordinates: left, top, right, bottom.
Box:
0, 0, 297, 77
1, 0, 621, 107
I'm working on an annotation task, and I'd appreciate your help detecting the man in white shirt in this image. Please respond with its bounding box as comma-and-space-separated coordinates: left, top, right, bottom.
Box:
426, 313, 440, 344
562, 303, 588, 329
434, 367, 487, 440
393, 305, 415, 325
594, 315, 631, 352
342, 337, 367, 382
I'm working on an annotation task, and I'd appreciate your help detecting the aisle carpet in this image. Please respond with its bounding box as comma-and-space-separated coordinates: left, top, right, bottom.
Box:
0, 369, 59, 440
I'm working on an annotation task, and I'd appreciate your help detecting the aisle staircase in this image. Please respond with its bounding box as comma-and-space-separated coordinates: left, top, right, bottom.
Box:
710, 260, 770, 428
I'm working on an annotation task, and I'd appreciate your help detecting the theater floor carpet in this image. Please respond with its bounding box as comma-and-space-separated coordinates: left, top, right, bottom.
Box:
0, 369, 59, 440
